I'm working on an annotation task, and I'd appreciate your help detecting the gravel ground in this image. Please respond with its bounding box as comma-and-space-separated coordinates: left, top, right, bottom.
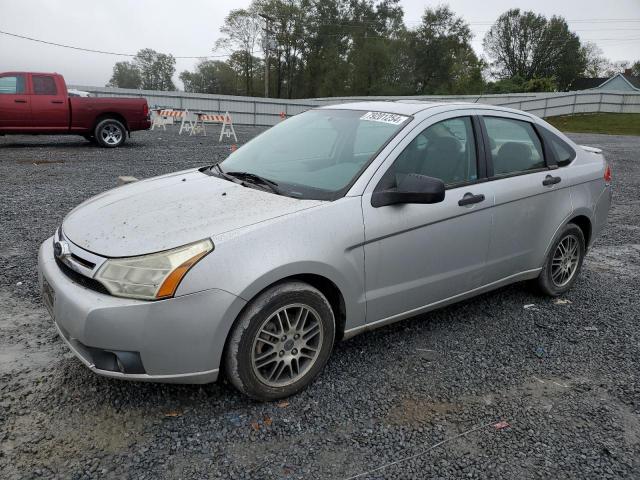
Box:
0, 128, 639, 479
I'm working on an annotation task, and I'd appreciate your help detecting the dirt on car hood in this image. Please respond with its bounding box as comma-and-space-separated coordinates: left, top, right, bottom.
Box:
62, 168, 323, 257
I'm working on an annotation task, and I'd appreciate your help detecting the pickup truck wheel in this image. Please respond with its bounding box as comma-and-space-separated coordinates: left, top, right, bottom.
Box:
95, 119, 126, 148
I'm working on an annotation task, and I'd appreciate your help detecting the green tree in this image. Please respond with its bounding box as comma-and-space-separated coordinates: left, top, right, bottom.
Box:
345, 0, 406, 96
407, 6, 484, 94
483, 9, 586, 90
179, 60, 238, 94
300, 0, 352, 97
256, 0, 307, 98
133, 49, 176, 91
524, 76, 557, 92
107, 61, 142, 89
216, 7, 263, 95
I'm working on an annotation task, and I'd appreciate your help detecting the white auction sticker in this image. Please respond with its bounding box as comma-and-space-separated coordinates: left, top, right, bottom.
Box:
360, 111, 408, 125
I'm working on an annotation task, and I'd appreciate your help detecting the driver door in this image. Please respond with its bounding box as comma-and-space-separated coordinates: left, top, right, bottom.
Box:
361, 112, 494, 324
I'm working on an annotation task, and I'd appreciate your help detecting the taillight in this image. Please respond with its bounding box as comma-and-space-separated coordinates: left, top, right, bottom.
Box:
142, 103, 149, 117
604, 163, 612, 184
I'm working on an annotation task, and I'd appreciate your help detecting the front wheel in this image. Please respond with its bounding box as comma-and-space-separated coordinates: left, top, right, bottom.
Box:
224, 281, 335, 401
94, 118, 126, 148
537, 223, 586, 296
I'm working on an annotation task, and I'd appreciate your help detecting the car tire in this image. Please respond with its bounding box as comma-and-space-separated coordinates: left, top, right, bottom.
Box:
224, 281, 335, 401
94, 118, 126, 148
537, 223, 586, 296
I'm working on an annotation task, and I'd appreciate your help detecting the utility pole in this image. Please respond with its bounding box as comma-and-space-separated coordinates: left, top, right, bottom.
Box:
259, 13, 275, 98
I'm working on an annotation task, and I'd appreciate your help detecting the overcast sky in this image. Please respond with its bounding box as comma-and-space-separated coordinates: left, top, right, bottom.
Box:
1, 0, 639, 89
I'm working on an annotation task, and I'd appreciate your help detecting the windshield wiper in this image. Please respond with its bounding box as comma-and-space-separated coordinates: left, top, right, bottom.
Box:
210, 163, 239, 183
225, 171, 280, 194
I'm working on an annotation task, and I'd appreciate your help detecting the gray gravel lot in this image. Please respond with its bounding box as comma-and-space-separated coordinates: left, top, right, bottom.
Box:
1, 128, 639, 479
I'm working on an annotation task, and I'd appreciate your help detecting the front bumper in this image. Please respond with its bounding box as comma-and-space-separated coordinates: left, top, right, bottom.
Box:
38, 238, 246, 383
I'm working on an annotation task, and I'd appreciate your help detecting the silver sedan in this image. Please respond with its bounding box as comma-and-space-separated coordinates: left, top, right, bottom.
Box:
38, 101, 611, 400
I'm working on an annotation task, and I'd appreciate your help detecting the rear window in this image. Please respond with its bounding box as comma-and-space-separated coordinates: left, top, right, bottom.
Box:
0, 75, 26, 94
541, 129, 576, 167
33, 75, 58, 95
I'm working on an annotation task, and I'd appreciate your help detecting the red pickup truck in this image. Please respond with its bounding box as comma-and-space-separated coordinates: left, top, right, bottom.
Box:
0, 72, 151, 147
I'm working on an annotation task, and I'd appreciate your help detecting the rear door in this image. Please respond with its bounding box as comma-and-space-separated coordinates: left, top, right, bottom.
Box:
0, 73, 31, 129
361, 111, 494, 324
28, 74, 69, 130
480, 113, 573, 283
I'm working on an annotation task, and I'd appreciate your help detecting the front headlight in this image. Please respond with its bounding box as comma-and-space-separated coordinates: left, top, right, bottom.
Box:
95, 239, 213, 300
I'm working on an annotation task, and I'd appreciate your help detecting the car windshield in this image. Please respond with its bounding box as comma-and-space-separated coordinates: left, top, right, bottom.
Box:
218, 109, 409, 200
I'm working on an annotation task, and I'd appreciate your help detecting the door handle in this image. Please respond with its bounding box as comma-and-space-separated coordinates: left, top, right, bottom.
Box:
14, 99, 27, 103
51, 100, 64, 104
542, 175, 561, 186
458, 193, 485, 206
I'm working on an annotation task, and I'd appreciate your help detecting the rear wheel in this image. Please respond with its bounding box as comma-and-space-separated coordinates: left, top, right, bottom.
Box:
94, 118, 126, 148
224, 281, 335, 401
537, 223, 585, 296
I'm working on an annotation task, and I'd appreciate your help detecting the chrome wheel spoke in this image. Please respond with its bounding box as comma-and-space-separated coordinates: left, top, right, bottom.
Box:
303, 324, 320, 341
551, 234, 580, 288
269, 360, 286, 382
255, 349, 276, 364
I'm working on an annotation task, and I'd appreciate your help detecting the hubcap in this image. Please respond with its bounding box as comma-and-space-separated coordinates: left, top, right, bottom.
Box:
551, 234, 580, 287
101, 124, 123, 145
251, 303, 323, 387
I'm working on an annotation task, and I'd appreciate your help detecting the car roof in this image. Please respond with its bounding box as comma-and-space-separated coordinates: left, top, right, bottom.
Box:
317, 100, 535, 120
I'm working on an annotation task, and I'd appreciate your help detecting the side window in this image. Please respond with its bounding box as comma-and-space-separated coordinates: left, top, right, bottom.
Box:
541, 129, 576, 167
483, 117, 545, 176
381, 116, 478, 188
0, 75, 26, 94
33, 75, 58, 95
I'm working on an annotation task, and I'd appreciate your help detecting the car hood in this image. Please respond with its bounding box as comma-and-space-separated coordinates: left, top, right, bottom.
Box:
62, 169, 324, 257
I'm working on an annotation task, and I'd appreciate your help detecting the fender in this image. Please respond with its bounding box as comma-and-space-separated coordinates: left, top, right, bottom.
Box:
236, 260, 366, 332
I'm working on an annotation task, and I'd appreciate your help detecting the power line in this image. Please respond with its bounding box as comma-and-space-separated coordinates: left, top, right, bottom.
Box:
0, 30, 231, 59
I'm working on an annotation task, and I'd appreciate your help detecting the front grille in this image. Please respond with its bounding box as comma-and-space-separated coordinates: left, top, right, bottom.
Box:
70, 253, 96, 269
55, 258, 110, 295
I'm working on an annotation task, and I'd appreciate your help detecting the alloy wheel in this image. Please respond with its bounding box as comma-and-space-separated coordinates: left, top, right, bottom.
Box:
251, 303, 324, 387
551, 234, 580, 287
101, 124, 123, 145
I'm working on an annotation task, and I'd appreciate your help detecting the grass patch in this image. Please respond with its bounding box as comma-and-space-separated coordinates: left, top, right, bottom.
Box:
545, 113, 640, 136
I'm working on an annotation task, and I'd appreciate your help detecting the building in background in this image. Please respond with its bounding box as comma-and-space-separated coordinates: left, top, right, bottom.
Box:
570, 69, 640, 92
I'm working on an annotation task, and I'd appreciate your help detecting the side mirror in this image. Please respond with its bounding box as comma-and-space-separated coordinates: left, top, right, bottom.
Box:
371, 173, 445, 208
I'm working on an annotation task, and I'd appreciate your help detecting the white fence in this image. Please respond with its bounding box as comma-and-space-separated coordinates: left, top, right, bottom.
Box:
69, 85, 640, 126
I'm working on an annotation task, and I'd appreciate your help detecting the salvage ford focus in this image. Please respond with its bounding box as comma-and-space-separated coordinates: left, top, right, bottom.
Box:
38, 101, 611, 400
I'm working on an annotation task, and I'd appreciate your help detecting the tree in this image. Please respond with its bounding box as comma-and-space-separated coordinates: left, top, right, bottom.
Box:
216, 7, 263, 95
603, 60, 631, 77
483, 9, 586, 90
133, 49, 176, 91
179, 60, 237, 94
581, 42, 608, 78
345, 0, 406, 96
107, 61, 142, 89
256, 0, 307, 98
632, 61, 640, 77
407, 6, 484, 94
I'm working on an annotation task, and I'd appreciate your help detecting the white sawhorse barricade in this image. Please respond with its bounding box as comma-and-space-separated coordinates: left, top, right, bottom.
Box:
150, 109, 183, 130
151, 109, 195, 135
151, 109, 237, 142
191, 112, 238, 142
